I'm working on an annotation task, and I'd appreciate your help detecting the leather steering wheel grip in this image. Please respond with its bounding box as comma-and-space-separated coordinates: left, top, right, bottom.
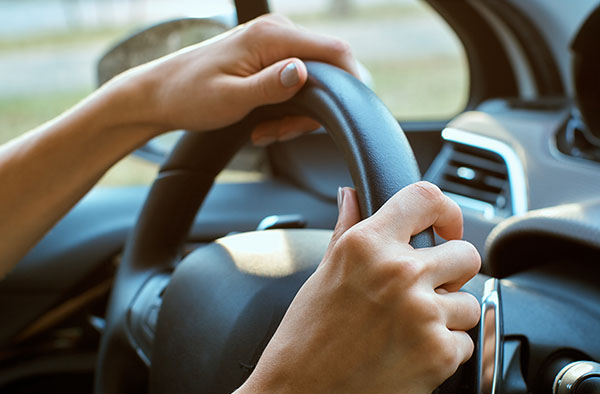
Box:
160, 60, 435, 247
259, 61, 435, 247
94, 61, 433, 394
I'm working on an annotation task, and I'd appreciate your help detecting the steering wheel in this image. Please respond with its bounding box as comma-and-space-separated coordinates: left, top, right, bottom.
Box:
94, 61, 440, 394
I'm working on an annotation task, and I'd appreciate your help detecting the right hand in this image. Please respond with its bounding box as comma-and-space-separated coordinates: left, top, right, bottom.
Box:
237, 182, 481, 394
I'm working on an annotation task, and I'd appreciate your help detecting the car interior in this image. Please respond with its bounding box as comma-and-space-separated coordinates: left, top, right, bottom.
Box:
1, 0, 600, 393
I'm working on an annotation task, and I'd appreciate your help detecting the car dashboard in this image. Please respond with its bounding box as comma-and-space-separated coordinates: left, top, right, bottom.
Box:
2, 0, 600, 392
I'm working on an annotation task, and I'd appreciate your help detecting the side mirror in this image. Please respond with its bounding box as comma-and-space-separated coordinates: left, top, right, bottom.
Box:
97, 18, 229, 86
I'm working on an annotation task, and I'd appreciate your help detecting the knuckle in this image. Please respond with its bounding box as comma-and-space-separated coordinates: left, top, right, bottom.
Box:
336, 226, 373, 261
391, 255, 423, 284
439, 346, 460, 371
465, 335, 475, 360
449, 240, 482, 274
409, 181, 444, 206
464, 293, 482, 326
429, 336, 460, 375
407, 293, 441, 323
372, 259, 424, 303
244, 17, 278, 40
331, 38, 353, 58
263, 13, 293, 25
461, 240, 480, 262
469, 247, 482, 274
464, 242, 482, 274
419, 329, 474, 383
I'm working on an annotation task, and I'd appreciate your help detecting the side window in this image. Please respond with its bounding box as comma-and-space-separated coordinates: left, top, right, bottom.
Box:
271, 0, 469, 120
0, 0, 235, 187
1, 0, 467, 187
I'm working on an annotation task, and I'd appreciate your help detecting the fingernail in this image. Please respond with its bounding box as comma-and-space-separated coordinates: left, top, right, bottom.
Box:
253, 135, 277, 147
280, 62, 300, 88
337, 187, 344, 211
278, 130, 305, 142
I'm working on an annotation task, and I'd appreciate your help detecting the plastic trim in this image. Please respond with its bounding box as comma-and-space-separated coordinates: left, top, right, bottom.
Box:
442, 127, 528, 215
478, 278, 503, 394
470, 1, 537, 99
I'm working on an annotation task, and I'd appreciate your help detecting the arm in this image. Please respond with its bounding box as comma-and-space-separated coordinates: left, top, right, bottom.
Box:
0, 14, 358, 275
1, 15, 482, 393
0, 76, 158, 271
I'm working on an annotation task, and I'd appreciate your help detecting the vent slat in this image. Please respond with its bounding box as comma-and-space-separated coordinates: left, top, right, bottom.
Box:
445, 164, 507, 190
441, 180, 500, 205
454, 144, 504, 163
435, 142, 511, 215
449, 151, 507, 176
444, 174, 503, 194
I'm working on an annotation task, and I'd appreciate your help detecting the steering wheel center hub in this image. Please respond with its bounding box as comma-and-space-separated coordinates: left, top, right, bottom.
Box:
150, 229, 331, 393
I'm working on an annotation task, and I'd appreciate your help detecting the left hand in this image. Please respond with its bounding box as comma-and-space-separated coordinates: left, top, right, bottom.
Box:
113, 13, 359, 145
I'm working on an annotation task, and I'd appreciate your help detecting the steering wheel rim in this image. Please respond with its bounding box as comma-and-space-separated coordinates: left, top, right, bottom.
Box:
94, 61, 434, 394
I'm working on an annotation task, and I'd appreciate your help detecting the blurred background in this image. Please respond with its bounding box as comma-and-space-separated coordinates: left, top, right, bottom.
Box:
0, 0, 468, 185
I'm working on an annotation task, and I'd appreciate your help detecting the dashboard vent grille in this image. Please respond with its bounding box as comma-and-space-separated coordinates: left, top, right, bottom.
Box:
429, 143, 512, 216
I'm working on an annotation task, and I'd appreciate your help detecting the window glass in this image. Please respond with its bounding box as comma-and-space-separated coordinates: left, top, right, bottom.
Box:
271, 0, 469, 120
0, 0, 236, 186
0, 0, 468, 187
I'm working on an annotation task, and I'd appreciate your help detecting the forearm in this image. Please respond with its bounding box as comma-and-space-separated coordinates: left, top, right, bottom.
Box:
0, 70, 162, 275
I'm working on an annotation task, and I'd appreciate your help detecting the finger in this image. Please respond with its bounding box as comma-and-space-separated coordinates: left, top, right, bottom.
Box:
276, 116, 320, 141
243, 58, 308, 106
368, 181, 463, 243
437, 291, 481, 331
417, 240, 481, 291
251, 119, 279, 146
452, 330, 476, 365
241, 18, 359, 78
251, 116, 320, 146
326, 187, 361, 253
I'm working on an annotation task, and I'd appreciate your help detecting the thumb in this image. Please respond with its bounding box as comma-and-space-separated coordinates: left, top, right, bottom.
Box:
245, 58, 308, 105
329, 187, 362, 248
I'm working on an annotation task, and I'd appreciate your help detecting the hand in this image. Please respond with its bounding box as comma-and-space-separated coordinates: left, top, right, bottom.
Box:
0, 14, 358, 272
237, 182, 481, 394
114, 14, 359, 145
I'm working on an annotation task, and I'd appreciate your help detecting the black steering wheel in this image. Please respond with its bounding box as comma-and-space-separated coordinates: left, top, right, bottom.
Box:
94, 61, 442, 394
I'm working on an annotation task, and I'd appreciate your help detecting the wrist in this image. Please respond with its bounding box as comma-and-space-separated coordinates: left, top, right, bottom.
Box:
97, 65, 168, 139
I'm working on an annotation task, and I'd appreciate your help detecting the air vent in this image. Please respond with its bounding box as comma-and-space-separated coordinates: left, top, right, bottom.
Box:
427, 142, 512, 218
